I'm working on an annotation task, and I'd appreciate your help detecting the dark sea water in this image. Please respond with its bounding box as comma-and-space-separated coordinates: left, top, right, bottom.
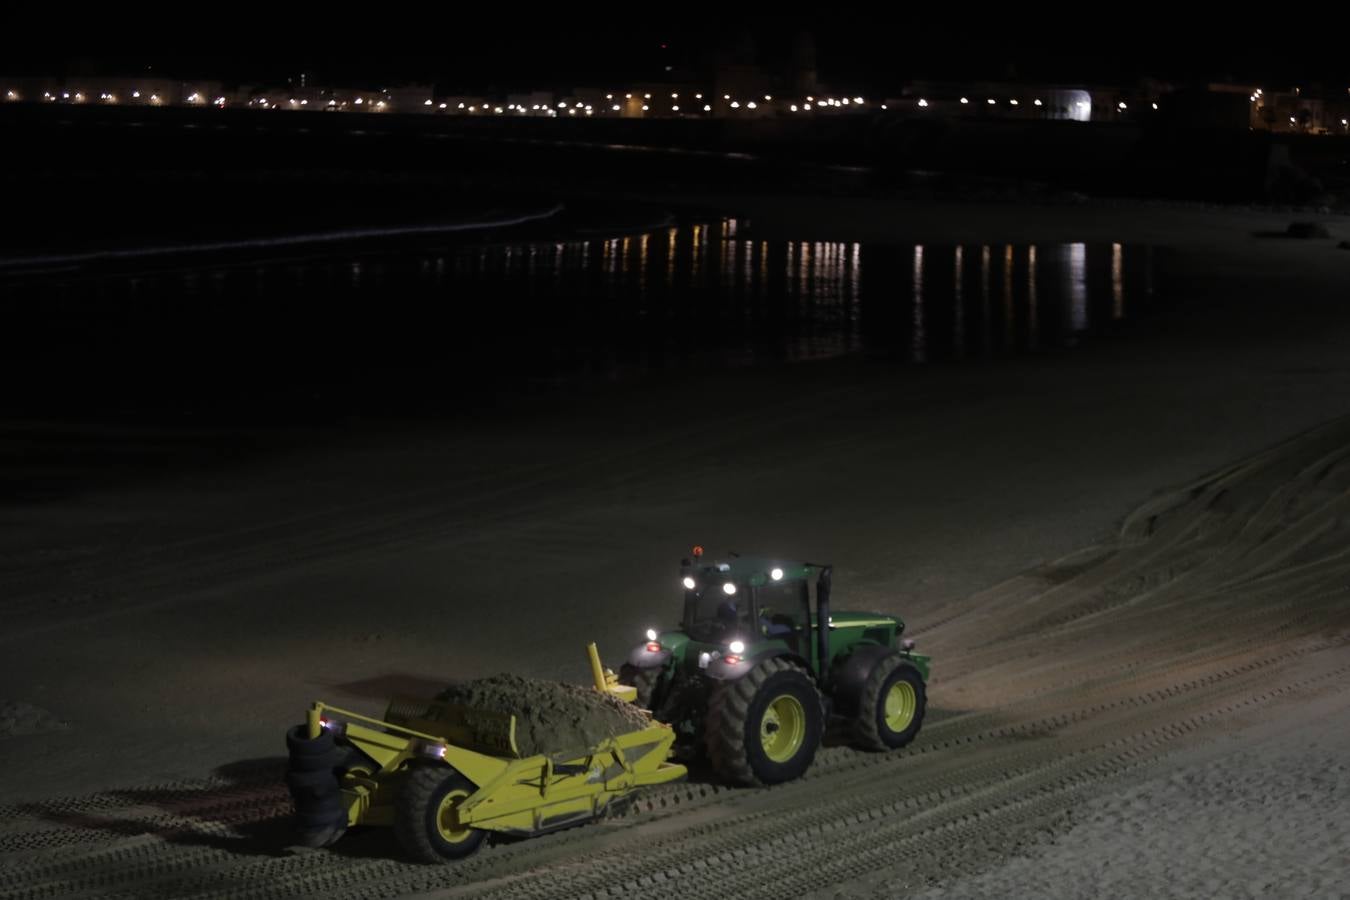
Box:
0, 219, 1162, 419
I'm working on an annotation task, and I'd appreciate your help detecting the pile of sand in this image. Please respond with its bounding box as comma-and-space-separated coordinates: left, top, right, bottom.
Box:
437, 673, 650, 758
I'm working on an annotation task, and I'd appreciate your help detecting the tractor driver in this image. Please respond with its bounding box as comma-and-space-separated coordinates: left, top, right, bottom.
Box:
717, 598, 793, 638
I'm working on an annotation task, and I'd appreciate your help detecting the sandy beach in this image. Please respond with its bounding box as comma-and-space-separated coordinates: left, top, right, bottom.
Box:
1, 193, 1348, 898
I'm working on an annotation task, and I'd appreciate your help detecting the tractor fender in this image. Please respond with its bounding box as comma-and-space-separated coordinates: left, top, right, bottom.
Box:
626, 643, 673, 669
706, 649, 810, 682
829, 644, 901, 717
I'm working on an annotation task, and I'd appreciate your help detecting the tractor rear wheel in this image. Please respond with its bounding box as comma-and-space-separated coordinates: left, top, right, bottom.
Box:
705, 657, 823, 786
854, 655, 927, 751
618, 664, 661, 710
395, 766, 487, 864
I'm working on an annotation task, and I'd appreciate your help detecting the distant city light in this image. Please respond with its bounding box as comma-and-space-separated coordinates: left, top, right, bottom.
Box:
132, 90, 140, 98
605, 93, 613, 99
1010, 99, 1019, 106
841, 98, 850, 105
643, 93, 651, 99
641, 104, 649, 111
355, 98, 364, 105
1033, 99, 1043, 106
730, 100, 740, 108
853, 97, 863, 104
612, 104, 621, 111
695, 93, 703, 99
917, 98, 928, 107
672, 104, 679, 111
803, 102, 812, 110
765, 94, 772, 101
723, 94, 731, 100
1118, 101, 1127, 109
960, 97, 969, 104
790, 104, 799, 111
703, 104, 711, 111
671, 92, 678, 98
1152, 102, 1158, 110
424, 99, 432, 106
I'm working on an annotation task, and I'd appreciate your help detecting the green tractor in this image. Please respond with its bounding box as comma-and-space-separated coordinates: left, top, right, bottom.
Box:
620, 549, 931, 786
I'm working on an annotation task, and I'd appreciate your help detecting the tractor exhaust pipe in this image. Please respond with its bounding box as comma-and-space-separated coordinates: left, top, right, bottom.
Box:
816, 566, 832, 674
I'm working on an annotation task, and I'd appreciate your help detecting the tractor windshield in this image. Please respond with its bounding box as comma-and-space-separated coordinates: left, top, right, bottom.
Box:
683, 588, 756, 642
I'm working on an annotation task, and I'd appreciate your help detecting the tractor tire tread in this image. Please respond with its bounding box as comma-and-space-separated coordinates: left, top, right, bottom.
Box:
705, 657, 824, 787
854, 655, 927, 752
618, 664, 661, 710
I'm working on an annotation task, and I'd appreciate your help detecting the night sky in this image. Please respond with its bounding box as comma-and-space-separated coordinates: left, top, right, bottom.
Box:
3, 16, 1345, 92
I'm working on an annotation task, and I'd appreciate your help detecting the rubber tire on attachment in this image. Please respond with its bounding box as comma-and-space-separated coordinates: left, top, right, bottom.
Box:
618, 663, 661, 710
853, 656, 927, 752
705, 657, 824, 786
395, 766, 487, 864
286, 724, 336, 769
285, 725, 365, 848
286, 767, 347, 848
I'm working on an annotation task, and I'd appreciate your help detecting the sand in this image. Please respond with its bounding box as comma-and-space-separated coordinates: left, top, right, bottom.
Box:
0, 701, 67, 738
435, 673, 650, 757
1, 193, 1349, 897
827, 687, 1350, 900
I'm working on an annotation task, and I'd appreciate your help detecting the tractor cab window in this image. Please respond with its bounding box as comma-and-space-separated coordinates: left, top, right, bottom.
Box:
754, 580, 809, 639
683, 588, 756, 642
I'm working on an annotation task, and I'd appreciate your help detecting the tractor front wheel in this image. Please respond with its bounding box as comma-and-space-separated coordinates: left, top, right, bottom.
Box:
618, 664, 661, 710
854, 656, 927, 751
395, 766, 487, 864
705, 657, 823, 786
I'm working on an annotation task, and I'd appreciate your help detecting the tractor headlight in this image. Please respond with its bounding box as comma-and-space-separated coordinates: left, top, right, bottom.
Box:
722, 582, 737, 595
682, 576, 696, 590
770, 567, 783, 581
729, 640, 745, 654
646, 628, 658, 642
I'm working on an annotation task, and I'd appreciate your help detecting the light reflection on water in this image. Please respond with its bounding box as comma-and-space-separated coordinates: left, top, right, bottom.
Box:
415, 220, 1158, 375
9, 218, 1164, 413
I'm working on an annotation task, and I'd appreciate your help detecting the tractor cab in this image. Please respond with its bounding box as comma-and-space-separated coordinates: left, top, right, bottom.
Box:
678, 555, 814, 650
